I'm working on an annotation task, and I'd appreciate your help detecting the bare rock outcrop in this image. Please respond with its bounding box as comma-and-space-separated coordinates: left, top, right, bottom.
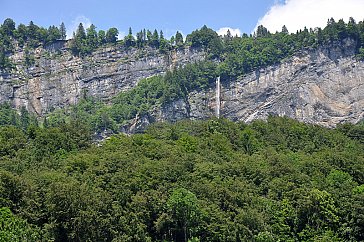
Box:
152, 39, 364, 130
0, 39, 363, 132
0, 43, 204, 115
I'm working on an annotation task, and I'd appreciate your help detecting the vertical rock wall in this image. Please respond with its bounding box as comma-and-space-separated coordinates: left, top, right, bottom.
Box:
156, 39, 364, 129
0, 44, 204, 115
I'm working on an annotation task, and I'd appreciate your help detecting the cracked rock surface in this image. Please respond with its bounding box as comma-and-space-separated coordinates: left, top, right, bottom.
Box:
0, 43, 204, 115
156, 39, 364, 129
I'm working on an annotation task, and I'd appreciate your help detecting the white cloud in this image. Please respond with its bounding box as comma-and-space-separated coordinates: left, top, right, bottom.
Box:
117, 32, 126, 40
217, 27, 241, 37
164, 29, 185, 40
66, 15, 92, 39
254, 0, 364, 34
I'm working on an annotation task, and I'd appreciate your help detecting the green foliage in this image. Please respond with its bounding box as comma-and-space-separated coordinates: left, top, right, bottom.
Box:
187, 25, 219, 49
86, 24, 98, 49
159, 30, 168, 53
0, 207, 41, 241
23, 47, 35, 67
358, 47, 364, 60
0, 171, 23, 208
46, 25, 61, 43
255, 25, 271, 38
0, 46, 12, 70
1, 18, 15, 36
98, 30, 106, 44
1, 17, 363, 66
186, 25, 223, 58
124, 27, 135, 48
59, 22, 66, 40
106, 27, 118, 43
151, 29, 159, 48
69, 23, 119, 56
0, 117, 362, 241
353, 184, 364, 194
0, 126, 26, 157
0, 103, 19, 126
166, 188, 201, 241
175, 31, 184, 48
70, 23, 87, 56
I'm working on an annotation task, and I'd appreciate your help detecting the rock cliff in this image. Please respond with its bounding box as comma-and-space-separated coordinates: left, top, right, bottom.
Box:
0, 39, 363, 131
0, 42, 204, 115
145, 38, 363, 131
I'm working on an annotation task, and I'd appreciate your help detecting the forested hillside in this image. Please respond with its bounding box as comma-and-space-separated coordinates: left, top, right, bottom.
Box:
0, 113, 363, 241
0, 17, 364, 242
2, 17, 360, 134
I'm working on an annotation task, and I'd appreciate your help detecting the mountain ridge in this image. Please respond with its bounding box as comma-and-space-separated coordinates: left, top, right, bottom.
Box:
0, 19, 363, 133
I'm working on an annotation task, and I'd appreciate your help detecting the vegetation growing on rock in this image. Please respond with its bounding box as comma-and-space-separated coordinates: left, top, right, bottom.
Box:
1, 17, 364, 69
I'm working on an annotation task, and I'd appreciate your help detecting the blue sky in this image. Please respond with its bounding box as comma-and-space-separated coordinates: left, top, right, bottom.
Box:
1, 0, 363, 39
0, 0, 276, 38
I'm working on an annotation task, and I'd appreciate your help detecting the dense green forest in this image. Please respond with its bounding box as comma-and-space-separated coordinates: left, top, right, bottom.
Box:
0, 113, 363, 241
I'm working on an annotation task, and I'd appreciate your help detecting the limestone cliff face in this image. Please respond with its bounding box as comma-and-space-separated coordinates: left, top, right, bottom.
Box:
135, 38, 363, 131
0, 39, 363, 132
0, 42, 204, 115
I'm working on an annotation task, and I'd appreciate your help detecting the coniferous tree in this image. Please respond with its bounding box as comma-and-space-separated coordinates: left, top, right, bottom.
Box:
175, 31, 184, 48
282, 25, 289, 34
15, 24, 28, 46
0, 46, 12, 70
170, 35, 175, 46
256, 25, 270, 37
151, 29, 159, 48
317, 27, 324, 43
37, 27, 48, 44
76, 23, 86, 40
27, 21, 37, 39
27, 21, 41, 47
347, 17, 358, 39
337, 19, 348, 39
159, 30, 168, 53
223, 29, 233, 42
2, 18, 16, 36
136, 30, 144, 48
106, 27, 118, 43
46, 25, 61, 43
98, 30, 106, 45
86, 24, 98, 49
70, 23, 87, 56
325, 18, 338, 41
124, 27, 135, 47
60, 22, 66, 40
20, 106, 30, 130
146, 30, 152, 44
